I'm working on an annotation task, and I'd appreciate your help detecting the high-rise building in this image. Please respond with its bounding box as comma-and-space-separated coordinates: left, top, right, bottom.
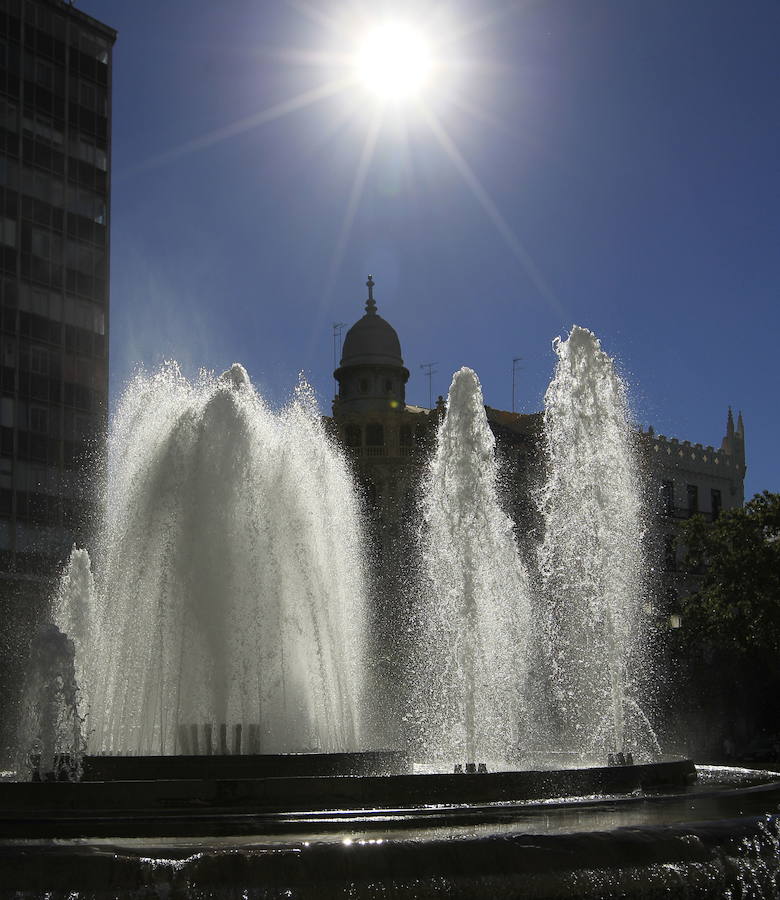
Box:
0, 0, 115, 752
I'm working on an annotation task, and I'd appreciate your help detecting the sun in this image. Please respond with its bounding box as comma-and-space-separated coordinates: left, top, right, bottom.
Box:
354, 23, 433, 101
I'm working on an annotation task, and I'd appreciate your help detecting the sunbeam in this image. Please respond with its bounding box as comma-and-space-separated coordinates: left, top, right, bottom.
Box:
118, 78, 352, 180
420, 105, 568, 322
253, 46, 352, 68
446, 94, 515, 136
323, 110, 384, 302
285, 0, 346, 38
435, 1, 530, 50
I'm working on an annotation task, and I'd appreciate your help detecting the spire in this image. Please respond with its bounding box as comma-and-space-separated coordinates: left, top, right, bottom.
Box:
365, 274, 377, 315
737, 410, 744, 436
727, 406, 735, 438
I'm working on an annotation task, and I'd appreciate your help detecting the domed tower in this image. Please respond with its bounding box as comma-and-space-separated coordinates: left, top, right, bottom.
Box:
331, 277, 427, 751
333, 275, 410, 415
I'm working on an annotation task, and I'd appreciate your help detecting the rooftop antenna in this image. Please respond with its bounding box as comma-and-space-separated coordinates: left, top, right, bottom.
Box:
332, 322, 348, 369
512, 356, 523, 413
420, 362, 438, 410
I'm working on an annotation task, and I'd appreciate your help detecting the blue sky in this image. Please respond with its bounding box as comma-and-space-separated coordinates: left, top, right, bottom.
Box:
86, 0, 778, 498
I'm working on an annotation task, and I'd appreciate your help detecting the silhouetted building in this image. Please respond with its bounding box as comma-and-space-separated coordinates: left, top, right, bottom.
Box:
640, 410, 746, 620
330, 276, 746, 626
0, 0, 115, 752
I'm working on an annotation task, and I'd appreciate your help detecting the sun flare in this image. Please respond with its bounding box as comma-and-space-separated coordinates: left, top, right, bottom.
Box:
354, 23, 432, 101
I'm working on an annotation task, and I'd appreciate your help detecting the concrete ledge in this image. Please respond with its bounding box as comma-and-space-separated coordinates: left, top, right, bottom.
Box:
0, 759, 697, 838
81, 749, 411, 781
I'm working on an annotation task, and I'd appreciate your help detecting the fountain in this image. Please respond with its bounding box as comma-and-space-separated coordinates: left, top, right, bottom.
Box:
55, 362, 368, 757
535, 326, 656, 761
14, 623, 83, 782
1, 333, 778, 898
414, 367, 532, 767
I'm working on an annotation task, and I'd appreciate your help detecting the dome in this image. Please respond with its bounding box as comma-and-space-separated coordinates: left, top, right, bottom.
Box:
339, 276, 405, 369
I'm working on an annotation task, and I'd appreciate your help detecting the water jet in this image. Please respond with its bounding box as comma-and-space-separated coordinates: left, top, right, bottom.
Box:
1, 329, 776, 897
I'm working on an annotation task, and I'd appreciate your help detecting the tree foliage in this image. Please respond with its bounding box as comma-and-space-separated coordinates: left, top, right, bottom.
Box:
678, 491, 780, 655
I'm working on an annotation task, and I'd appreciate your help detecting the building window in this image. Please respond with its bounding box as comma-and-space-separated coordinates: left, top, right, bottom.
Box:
78, 32, 110, 64
711, 489, 722, 521
365, 423, 384, 447
30, 346, 48, 375
400, 425, 412, 447
1, 397, 14, 427
29, 406, 48, 433
664, 535, 676, 572
71, 135, 98, 165
35, 60, 53, 90
0, 458, 12, 491
344, 425, 361, 447
65, 240, 96, 275
0, 158, 18, 189
0, 98, 18, 132
79, 81, 97, 111
75, 415, 93, 441
0, 217, 17, 248
686, 483, 698, 517
22, 168, 64, 207
359, 378, 368, 393
661, 480, 674, 516
24, 112, 63, 147
2, 339, 15, 366
384, 378, 393, 392
32, 227, 62, 262
65, 184, 105, 224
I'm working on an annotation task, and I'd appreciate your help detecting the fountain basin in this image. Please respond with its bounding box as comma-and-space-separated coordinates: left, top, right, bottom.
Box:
0, 755, 695, 839
0, 765, 778, 897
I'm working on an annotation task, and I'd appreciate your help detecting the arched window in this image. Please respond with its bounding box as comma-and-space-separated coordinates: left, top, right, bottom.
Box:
384, 378, 393, 393
344, 425, 361, 447
365, 423, 384, 447
400, 425, 412, 447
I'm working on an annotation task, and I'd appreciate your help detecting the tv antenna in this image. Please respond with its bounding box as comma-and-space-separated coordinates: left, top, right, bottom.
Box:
332, 322, 348, 368
512, 356, 524, 413
420, 362, 438, 410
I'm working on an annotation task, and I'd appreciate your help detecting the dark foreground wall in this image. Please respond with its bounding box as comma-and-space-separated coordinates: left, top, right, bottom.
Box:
0, 759, 696, 839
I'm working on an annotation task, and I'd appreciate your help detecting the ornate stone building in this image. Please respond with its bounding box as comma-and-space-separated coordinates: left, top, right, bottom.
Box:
639, 411, 746, 611
331, 275, 429, 536
329, 276, 747, 618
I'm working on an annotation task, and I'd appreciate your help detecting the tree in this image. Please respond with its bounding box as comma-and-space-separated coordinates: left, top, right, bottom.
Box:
668, 493, 780, 758
678, 491, 780, 655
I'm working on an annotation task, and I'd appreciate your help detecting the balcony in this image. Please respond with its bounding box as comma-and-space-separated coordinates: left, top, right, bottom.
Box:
348, 444, 417, 459
659, 505, 699, 520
